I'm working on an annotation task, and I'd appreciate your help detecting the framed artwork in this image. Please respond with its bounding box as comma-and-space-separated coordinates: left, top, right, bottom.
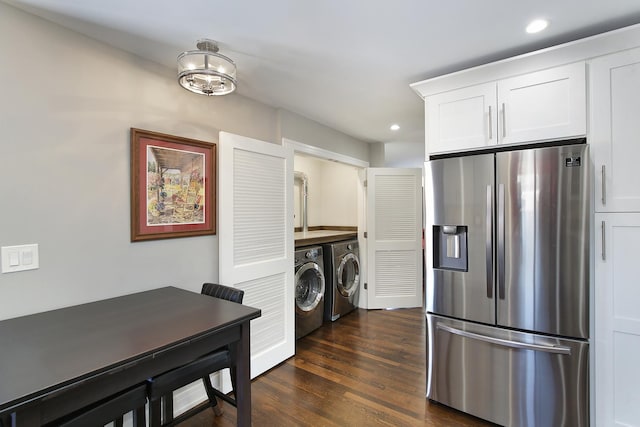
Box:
130, 128, 216, 241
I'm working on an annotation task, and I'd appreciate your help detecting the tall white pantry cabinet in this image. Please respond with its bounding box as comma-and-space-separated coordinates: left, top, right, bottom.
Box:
590, 47, 640, 427
412, 24, 640, 427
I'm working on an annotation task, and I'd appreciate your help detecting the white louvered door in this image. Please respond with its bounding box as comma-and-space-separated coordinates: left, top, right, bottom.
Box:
366, 168, 423, 309
219, 132, 294, 378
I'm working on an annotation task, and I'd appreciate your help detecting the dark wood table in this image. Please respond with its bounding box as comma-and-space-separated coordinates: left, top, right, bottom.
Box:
0, 286, 261, 426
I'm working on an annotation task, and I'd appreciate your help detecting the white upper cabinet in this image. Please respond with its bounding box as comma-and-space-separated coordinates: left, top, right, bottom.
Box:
498, 62, 586, 145
426, 82, 497, 154
590, 47, 640, 212
425, 62, 586, 155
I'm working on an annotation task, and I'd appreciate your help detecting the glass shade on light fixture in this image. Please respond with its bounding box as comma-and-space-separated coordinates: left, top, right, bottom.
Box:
177, 39, 237, 96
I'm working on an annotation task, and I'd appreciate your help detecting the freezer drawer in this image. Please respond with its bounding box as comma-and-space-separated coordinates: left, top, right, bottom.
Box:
427, 314, 589, 427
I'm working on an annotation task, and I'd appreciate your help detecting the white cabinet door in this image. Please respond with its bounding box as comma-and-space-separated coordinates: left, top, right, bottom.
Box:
219, 132, 294, 378
366, 168, 423, 309
424, 63, 586, 156
590, 48, 640, 212
498, 62, 586, 145
595, 214, 640, 427
425, 82, 497, 154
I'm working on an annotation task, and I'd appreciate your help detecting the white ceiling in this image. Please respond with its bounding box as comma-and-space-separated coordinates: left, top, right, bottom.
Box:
5, 0, 640, 145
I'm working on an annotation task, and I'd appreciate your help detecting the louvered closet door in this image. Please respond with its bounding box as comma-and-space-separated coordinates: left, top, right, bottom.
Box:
219, 132, 294, 378
366, 168, 423, 309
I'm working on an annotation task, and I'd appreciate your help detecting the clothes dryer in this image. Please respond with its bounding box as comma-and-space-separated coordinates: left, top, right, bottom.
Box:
294, 246, 325, 339
323, 239, 360, 321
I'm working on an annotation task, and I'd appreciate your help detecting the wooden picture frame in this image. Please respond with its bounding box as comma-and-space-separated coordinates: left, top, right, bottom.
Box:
130, 128, 216, 241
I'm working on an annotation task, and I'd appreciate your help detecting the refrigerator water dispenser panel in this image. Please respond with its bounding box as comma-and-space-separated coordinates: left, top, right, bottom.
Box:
433, 225, 468, 271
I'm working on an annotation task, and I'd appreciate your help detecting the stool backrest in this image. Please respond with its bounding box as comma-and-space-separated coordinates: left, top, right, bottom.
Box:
201, 283, 244, 304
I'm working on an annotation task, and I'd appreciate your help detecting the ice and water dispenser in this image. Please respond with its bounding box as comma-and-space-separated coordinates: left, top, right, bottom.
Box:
432, 225, 468, 271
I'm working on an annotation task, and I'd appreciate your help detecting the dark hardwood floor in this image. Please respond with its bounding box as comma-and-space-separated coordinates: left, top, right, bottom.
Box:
180, 307, 493, 426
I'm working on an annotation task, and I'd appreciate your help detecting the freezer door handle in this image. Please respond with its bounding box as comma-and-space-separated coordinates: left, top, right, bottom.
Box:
486, 185, 493, 298
497, 184, 505, 299
437, 324, 572, 355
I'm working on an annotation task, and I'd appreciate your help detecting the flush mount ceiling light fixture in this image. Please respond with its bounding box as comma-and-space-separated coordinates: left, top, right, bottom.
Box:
177, 39, 237, 96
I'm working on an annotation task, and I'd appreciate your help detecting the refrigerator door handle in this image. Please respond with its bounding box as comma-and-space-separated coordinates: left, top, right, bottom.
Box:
486, 185, 493, 298
437, 324, 572, 355
497, 184, 505, 299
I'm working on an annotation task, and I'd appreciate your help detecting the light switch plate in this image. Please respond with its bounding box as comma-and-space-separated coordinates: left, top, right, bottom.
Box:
1, 244, 39, 273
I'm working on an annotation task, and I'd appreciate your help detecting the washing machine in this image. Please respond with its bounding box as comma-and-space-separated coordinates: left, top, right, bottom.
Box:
323, 239, 360, 321
294, 246, 326, 339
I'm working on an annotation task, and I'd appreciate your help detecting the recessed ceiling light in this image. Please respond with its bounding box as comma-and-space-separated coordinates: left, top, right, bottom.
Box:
390, 124, 400, 131
526, 19, 549, 34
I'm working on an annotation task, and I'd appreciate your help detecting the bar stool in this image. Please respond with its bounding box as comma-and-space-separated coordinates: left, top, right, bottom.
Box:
147, 283, 244, 427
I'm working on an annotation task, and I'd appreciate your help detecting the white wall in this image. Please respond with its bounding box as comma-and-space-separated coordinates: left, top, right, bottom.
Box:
369, 140, 425, 168
279, 110, 370, 162
0, 2, 369, 320
319, 161, 360, 226
293, 155, 359, 228
384, 141, 425, 167
369, 142, 385, 167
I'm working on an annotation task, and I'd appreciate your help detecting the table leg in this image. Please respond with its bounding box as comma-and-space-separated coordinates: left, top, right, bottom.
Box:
235, 321, 251, 427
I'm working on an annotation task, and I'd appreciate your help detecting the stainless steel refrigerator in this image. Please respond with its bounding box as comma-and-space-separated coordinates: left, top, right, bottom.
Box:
424, 142, 590, 427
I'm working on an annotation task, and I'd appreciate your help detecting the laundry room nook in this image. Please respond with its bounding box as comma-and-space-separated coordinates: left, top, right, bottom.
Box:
293, 153, 363, 340
293, 153, 360, 239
